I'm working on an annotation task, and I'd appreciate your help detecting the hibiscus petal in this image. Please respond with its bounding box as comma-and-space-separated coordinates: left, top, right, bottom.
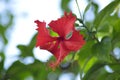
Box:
49, 42, 70, 69
64, 30, 85, 51
48, 12, 76, 38
34, 20, 57, 51
40, 40, 59, 53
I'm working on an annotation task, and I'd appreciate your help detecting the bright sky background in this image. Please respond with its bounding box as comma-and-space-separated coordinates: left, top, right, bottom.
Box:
4, 0, 62, 69
0, 0, 112, 79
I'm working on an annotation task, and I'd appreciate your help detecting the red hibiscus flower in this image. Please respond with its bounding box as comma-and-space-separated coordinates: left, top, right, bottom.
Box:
34, 12, 85, 69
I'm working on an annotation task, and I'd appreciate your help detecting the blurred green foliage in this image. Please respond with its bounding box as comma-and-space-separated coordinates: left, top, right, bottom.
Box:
0, 0, 120, 80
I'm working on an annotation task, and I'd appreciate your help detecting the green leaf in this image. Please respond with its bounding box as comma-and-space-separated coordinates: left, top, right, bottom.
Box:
5, 60, 53, 80
78, 40, 95, 62
92, 36, 112, 62
60, 60, 80, 75
109, 63, 120, 72
112, 19, 120, 45
83, 62, 106, 80
105, 63, 120, 80
113, 20, 120, 34
6, 13, 14, 28
83, 1, 92, 19
0, 52, 5, 73
91, 1, 99, 16
83, 57, 97, 73
29, 34, 36, 49
84, 2, 92, 14
17, 34, 36, 58
77, 40, 97, 74
96, 22, 111, 33
105, 72, 120, 80
17, 45, 34, 58
5, 61, 27, 80
61, 0, 71, 12
0, 56, 5, 80
70, 60, 80, 74
83, 63, 120, 80
94, 0, 120, 30
0, 25, 8, 44
27, 60, 49, 80
0, 60, 4, 72
104, 13, 120, 48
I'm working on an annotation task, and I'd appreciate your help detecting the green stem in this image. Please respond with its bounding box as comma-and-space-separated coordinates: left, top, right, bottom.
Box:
77, 18, 90, 33
77, 18, 99, 43
71, 52, 76, 61
75, 0, 83, 19
75, 0, 99, 43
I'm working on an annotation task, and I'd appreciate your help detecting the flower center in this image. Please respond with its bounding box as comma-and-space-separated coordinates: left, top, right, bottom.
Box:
58, 37, 64, 41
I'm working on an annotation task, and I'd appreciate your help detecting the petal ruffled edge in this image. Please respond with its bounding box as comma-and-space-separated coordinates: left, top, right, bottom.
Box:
34, 20, 57, 51
48, 12, 76, 38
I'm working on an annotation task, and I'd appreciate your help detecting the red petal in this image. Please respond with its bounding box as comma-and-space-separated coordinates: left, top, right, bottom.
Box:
48, 12, 76, 38
40, 40, 59, 53
64, 30, 85, 51
49, 42, 70, 69
34, 20, 57, 51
